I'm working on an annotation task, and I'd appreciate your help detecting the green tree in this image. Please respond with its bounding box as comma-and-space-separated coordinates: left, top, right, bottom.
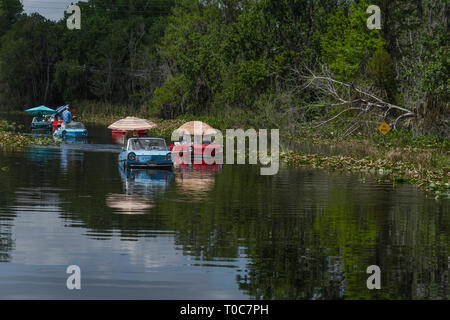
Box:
321, 0, 385, 81
368, 47, 397, 101
0, 0, 23, 37
0, 14, 59, 106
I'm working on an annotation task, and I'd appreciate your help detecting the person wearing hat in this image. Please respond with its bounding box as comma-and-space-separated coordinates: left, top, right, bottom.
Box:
62, 106, 72, 124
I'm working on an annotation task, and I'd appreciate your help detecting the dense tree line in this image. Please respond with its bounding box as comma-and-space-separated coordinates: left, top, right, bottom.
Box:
0, 0, 448, 135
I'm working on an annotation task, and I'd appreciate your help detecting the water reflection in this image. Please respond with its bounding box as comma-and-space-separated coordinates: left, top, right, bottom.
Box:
119, 167, 174, 196
56, 136, 89, 144
0, 231, 14, 263
107, 168, 175, 214
60, 146, 85, 173
26, 147, 56, 164
175, 164, 222, 201
106, 194, 154, 215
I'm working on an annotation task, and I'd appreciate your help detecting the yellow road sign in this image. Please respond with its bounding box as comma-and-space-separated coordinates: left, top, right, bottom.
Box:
378, 121, 391, 135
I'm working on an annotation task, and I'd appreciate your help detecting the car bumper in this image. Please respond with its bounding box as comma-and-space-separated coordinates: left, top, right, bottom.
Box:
126, 160, 173, 169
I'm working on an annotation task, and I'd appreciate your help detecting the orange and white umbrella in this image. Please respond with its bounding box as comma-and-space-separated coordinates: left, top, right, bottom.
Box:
108, 116, 157, 131
174, 121, 217, 136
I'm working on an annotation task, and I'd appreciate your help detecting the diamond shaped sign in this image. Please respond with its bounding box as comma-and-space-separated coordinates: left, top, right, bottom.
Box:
378, 121, 391, 136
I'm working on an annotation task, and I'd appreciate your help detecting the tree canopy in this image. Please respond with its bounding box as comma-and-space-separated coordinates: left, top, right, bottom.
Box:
0, 0, 447, 135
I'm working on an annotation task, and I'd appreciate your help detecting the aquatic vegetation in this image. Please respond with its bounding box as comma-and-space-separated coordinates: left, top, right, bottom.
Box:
282, 152, 450, 199
0, 120, 57, 151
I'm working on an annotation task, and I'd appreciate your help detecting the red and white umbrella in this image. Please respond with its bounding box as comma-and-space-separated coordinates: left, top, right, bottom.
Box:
108, 116, 157, 131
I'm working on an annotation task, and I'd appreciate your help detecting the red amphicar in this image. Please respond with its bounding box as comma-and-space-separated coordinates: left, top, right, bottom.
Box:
169, 121, 223, 165
52, 119, 63, 131
111, 129, 148, 144
51, 104, 73, 132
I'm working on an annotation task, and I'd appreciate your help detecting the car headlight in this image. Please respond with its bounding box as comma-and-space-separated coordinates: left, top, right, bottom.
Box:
62, 130, 67, 135
128, 152, 136, 161
167, 153, 172, 161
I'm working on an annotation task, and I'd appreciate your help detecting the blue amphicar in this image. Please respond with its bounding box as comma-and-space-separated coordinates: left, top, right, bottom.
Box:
31, 116, 52, 130
119, 137, 173, 169
53, 121, 88, 139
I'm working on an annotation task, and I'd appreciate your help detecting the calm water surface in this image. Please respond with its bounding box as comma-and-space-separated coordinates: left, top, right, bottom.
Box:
0, 114, 448, 299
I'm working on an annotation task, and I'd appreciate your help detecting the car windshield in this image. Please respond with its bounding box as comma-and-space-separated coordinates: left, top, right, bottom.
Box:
129, 139, 167, 151
33, 116, 48, 122
62, 122, 85, 129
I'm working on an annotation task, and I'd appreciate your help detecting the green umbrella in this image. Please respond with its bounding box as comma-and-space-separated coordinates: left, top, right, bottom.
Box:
25, 106, 56, 115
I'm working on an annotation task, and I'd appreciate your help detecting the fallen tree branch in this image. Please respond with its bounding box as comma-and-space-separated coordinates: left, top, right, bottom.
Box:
289, 66, 418, 132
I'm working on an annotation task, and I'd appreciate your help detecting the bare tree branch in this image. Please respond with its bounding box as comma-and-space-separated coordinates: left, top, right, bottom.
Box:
289, 66, 418, 133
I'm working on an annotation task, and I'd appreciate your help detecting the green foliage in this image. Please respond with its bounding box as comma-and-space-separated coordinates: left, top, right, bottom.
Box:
222, 59, 269, 107
54, 59, 85, 101
372, 128, 450, 150
368, 46, 397, 100
0, 0, 23, 37
0, 0, 447, 137
151, 74, 192, 118
0, 14, 58, 106
421, 27, 449, 100
0, 0, 176, 109
321, 0, 385, 81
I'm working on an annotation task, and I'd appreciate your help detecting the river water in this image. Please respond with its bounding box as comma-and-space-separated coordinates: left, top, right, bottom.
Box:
0, 114, 448, 299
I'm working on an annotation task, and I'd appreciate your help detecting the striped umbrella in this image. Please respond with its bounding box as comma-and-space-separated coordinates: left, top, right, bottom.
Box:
174, 121, 218, 136
107, 117, 157, 131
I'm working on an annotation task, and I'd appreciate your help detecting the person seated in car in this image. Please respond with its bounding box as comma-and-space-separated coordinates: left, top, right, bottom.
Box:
36, 112, 43, 122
